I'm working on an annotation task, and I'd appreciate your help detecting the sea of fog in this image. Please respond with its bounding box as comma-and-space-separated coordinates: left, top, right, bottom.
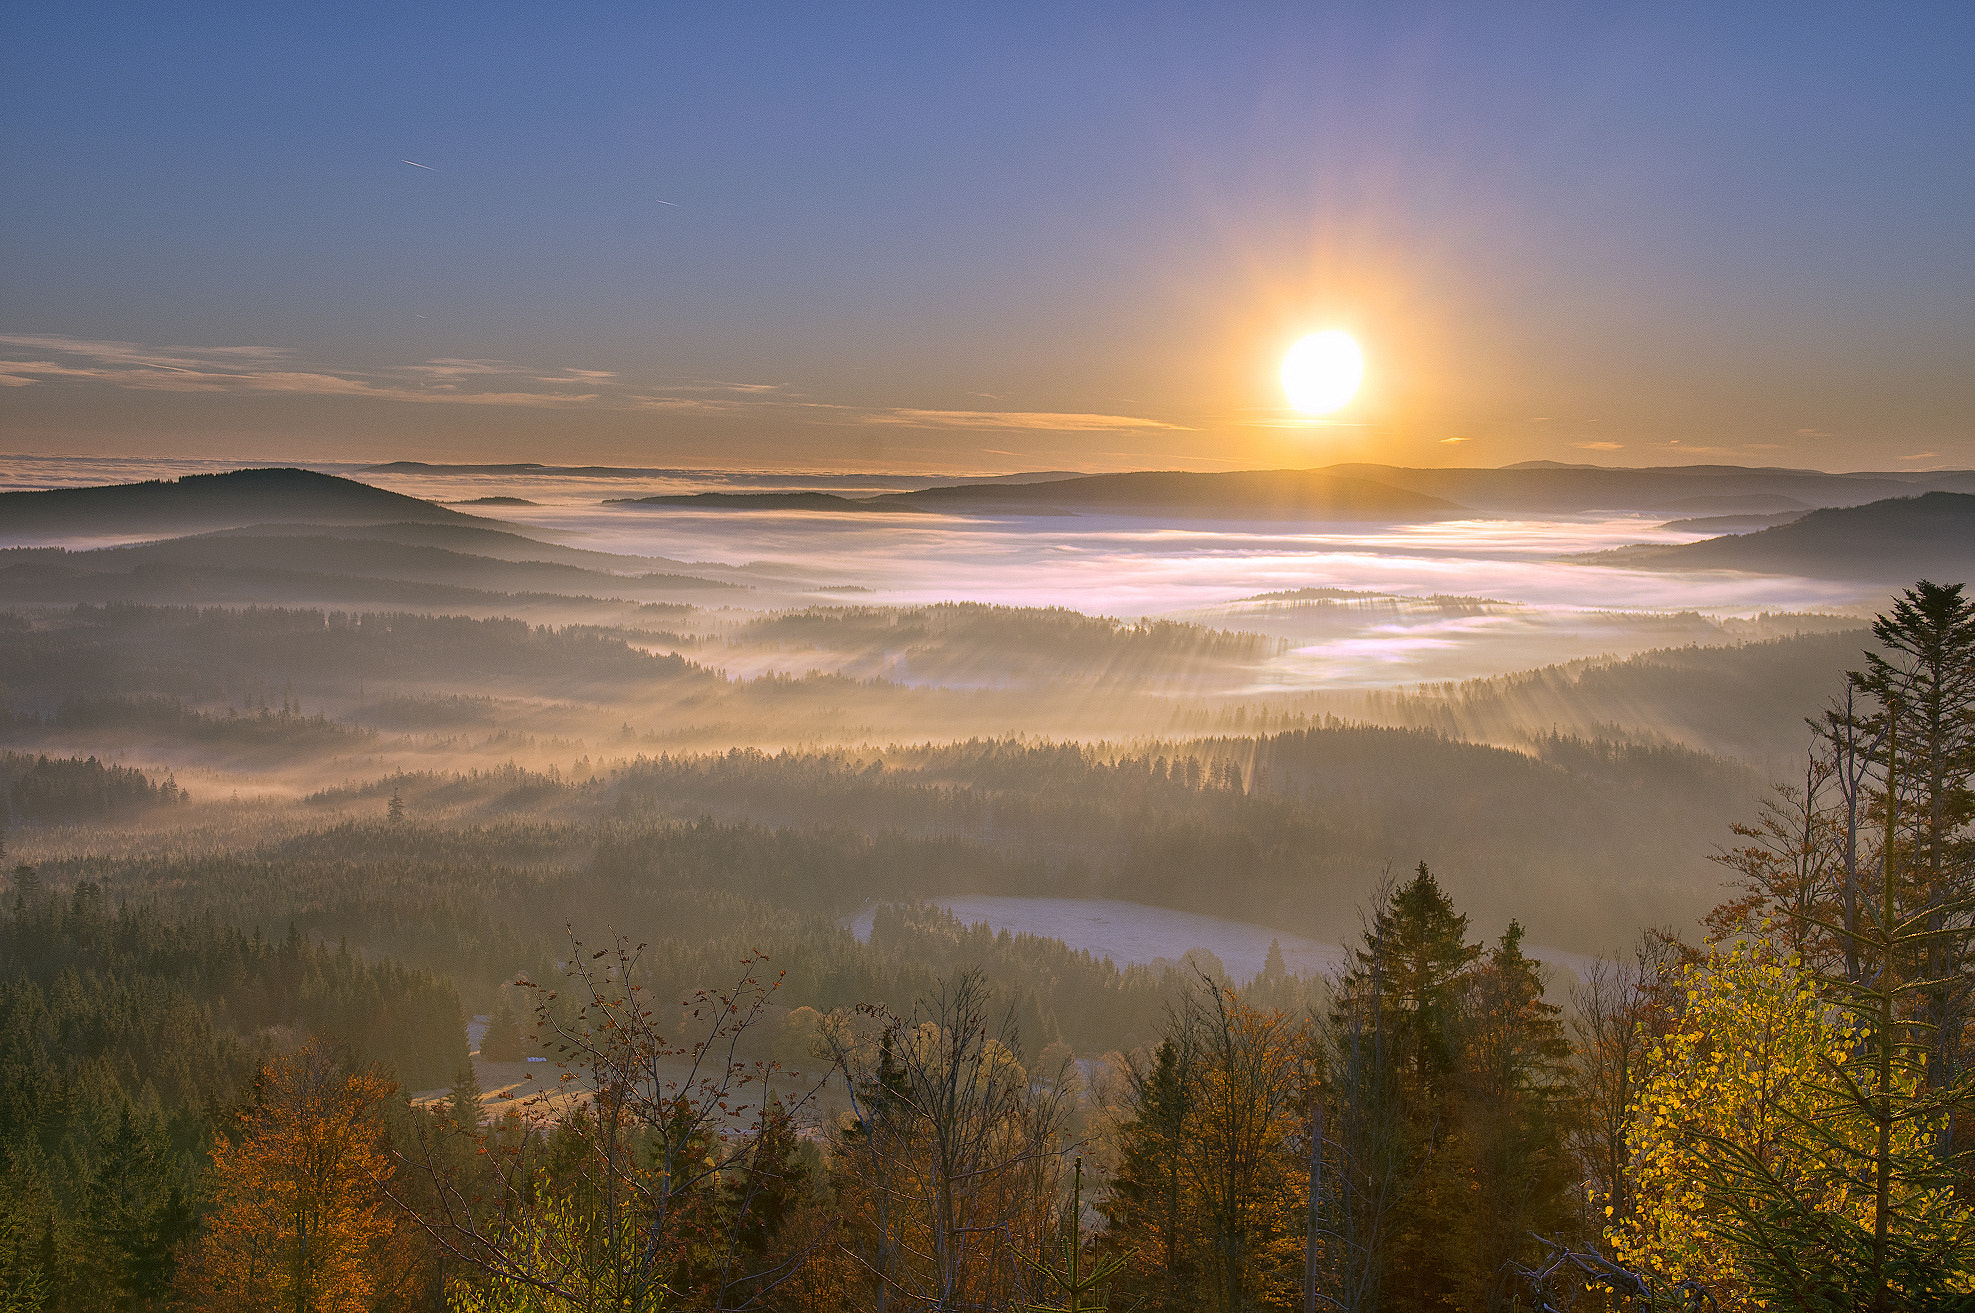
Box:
2, 454, 1874, 687
843, 895, 1598, 985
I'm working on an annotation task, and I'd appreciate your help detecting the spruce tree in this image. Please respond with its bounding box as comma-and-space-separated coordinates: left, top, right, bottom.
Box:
86, 1107, 195, 1304
1463, 922, 1574, 1313
479, 999, 524, 1062
446, 1058, 483, 1131
1102, 1038, 1201, 1310
1850, 579, 1975, 1158
1336, 864, 1482, 1313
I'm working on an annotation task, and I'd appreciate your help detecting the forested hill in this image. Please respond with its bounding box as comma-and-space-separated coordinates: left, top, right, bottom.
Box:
1586, 491, 1975, 581
1353, 627, 1871, 764
0, 468, 481, 542
1320, 460, 1975, 513
870, 468, 1469, 518
0, 874, 465, 1303
0, 606, 707, 704
0, 874, 466, 1092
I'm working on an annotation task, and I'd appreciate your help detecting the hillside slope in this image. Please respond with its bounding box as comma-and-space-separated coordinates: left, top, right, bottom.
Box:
1322, 462, 1975, 514
0, 467, 485, 543
1590, 492, 1975, 582
872, 469, 1468, 518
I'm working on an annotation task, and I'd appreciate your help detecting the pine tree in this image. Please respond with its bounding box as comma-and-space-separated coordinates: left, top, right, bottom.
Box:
446, 1058, 484, 1131
85, 1106, 197, 1304
1335, 864, 1483, 1313
387, 789, 405, 824
1850, 579, 1975, 1159
1103, 1038, 1202, 1310
479, 999, 524, 1062
1263, 939, 1288, 984
1462, 922, 1575, 1313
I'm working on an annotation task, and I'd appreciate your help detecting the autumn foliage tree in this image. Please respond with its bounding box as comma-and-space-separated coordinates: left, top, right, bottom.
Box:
179, 1039, 404, 1312
405, 939, 832, 1312
1102, 978, 1311, 1313
827, 970, 1069, 1312
1615, 581, 1975, 1309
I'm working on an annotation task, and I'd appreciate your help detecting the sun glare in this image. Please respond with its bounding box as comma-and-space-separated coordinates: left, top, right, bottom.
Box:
1281, 330, 1364, 415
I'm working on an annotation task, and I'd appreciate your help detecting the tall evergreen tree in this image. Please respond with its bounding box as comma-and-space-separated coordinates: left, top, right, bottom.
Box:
1850, 579, 1975, 1160
85, 1106, 197, 1306
1102, 1038, 1202, 1311
445, 1060, 483, 1132
1462, 922, 1576, 1313
478, 1000, 524, 1063
1334, 865, 1485, 1313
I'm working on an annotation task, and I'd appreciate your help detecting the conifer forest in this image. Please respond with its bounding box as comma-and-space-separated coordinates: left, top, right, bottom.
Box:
8, 10, 1973, 1307
5, 578, 1975, 1310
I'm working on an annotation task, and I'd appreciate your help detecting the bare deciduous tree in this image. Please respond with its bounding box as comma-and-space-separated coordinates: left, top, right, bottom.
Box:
828, 969, 1069, 1313
393, 935, 833, 1311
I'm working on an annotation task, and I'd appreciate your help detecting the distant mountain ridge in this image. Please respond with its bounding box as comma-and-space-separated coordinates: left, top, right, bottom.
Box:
872, 469, 1466, 517
625, 469, 1469, 519
1587, 492, 1975, 581
369, 461, 1086, 488
1318, 462, 1975, 514
0, 468, 484, 544
611, 491, 929, 513
604, 462, 1975, 521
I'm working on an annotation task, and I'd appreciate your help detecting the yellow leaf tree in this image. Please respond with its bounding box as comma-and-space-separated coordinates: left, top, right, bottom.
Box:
1612, 936, 1855, 1304
181, 1040, 399, 1312
1611, 930, 1975, 1309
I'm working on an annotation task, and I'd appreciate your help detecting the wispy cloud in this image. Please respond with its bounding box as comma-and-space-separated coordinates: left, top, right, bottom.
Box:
1902, 452, 1939, 461
1440, 436, 1469, 445
0, 333, 1183, 433
0, 335, 603, 408
394, 358, 516, 381
1573, 441, 1624, 451
862, 408, 1183, 432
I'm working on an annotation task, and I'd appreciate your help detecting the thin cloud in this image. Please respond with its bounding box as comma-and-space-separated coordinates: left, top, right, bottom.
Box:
646, 380, 785, 395
1572, 441, 1624, 451
1902, 452, 1939, 461
1796, 428, 1831, 438
629, 395, 768, 414
0, 335, 611, 408
866, 408, 1184, 432
1440, 436, 1469, 445
0, 334, 1179, 432
394, 358, 515, 380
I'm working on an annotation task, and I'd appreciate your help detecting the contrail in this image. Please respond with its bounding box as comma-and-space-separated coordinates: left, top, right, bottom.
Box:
402, 160, 436, 171
655, 198, 679, 206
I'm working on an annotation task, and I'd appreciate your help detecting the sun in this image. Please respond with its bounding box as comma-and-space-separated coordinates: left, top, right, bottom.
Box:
1281, 330, 1364, 415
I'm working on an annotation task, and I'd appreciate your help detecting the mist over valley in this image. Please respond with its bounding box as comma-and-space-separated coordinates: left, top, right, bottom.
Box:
0, 459, 1915, 968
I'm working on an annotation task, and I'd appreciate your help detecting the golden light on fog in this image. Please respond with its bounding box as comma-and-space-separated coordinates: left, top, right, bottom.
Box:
1281, 330, 1364, 414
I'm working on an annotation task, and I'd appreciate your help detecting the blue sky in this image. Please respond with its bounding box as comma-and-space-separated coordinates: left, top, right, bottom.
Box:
4, 3, 1970, 470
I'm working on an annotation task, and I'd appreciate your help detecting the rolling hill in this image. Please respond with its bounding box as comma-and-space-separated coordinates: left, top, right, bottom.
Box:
0, 467, 485, 543
1319, 461, 1975, 514
612, 491, 923, 512
874, 469, 1469, 518
1588, 492, 1975, 582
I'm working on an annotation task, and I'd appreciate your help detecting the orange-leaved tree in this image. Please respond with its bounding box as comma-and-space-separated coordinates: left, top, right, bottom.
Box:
180, 1039, 401, 1312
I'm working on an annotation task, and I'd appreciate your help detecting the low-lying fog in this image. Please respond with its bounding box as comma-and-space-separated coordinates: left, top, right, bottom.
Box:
333, 467, 1879, 687
9, 456, 1873, 689
843, 895, 1598, 987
